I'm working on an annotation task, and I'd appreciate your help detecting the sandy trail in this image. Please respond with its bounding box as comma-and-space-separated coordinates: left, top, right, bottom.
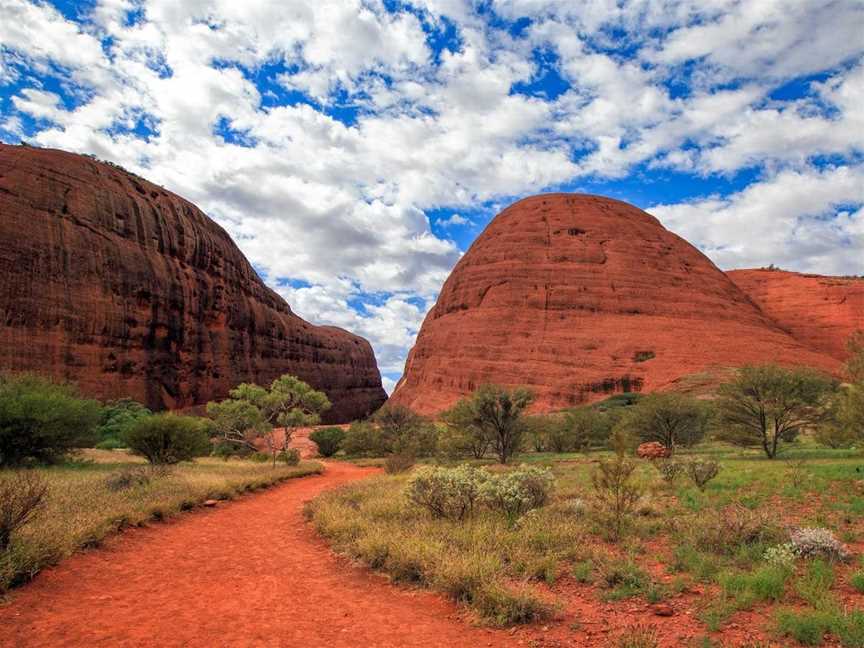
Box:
0, 462, 514, 648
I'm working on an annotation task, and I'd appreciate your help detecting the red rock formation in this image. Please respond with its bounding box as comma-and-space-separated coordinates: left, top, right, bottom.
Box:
637, 442, 671, 460
0, 144, 386, 422
390, 193, 841, 415
727, 269, 864, 361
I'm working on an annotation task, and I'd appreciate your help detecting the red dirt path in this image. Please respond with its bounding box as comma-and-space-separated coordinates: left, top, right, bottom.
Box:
0, 463, 513, 648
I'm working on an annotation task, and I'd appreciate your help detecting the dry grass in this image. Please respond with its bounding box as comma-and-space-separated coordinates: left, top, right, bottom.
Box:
0, 449, 322, 591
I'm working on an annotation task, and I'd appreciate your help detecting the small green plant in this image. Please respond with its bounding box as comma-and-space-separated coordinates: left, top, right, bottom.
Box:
776, 608, 833, 645
277, 448, 301, 466
309, 427, 345, 457
598, 559, 650, 600
763, 543, 796, 569
795, 559, 835, 607
0, 471, 48, 550
686, 460, 721, 491
123, 414, 210, 464
591, 430, 643, 541
850, 570, 864, 594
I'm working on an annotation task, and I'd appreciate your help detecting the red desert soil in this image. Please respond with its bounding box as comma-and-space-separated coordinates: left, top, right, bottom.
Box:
0, 463, 516, 648
0, 463, 796, 648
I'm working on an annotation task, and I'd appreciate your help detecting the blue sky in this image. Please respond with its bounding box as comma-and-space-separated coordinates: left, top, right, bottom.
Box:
1, 0, 862, 391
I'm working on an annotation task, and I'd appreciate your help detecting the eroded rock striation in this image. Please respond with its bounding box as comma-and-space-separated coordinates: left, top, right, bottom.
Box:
728, 269, 864, 361
0, 144, 386, 422
391, 194, 841, 415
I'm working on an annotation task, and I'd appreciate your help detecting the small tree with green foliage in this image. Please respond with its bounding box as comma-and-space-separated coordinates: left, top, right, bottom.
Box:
122, 413, 210, 464
229, 374, 330, 465
95, 399, 151, 449
565, 407, 613, 452
207, 398, 270, 456
616, 393, 712, 455
446, 385, 533, 464
340, 420, 384, 457
309, 427, 345, 457
716, 365, 835, 459
373, 404, 437, 456
0, 374, 100, 466
439, 399, 491, 459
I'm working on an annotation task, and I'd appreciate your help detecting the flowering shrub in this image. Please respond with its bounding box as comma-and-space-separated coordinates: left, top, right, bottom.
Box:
789, 527, 851, 562
406, 465, 554, 522
479, 466, 554, 520
763, 543, 797, 569
406, 465, 487, 520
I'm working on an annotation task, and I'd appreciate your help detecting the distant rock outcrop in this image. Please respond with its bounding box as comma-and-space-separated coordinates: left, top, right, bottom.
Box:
390, 193, 840, 415
728, 269, 864, 361
0, 144, 387, 422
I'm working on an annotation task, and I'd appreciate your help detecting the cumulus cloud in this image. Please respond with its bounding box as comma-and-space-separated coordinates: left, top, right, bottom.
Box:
0, 0, 862, 383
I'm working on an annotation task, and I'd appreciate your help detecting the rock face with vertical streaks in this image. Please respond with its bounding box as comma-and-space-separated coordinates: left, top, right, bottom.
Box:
390, 194, 841, 415
0, 144, 386, 422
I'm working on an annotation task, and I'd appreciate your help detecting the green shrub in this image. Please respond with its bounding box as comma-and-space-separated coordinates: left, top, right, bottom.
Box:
0, 471, 48, 550
478, 466, 554, 520
598, 559, 650, 600
850, 571, 864, 594
591, 430, 643, 541
277, 448, 300, 466
687, 460, 721, 491
309, 427, 345, 457
406, 465, 487, 520
95, 399, 151, 449
835, 610, 864, 648
341, 421, 386, 457
795, 559, 835, 607
471, 581, 554, 625
0, 374, 101, 466
373, 405, 438, 456
719, 564, 790, 605
122, 414, 210, 464
776, 608, 834, 645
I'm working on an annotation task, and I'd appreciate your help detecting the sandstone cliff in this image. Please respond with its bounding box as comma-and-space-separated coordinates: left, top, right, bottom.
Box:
0, 144, 387, 422
728, 269, 864, 361
391, 194, 841, 414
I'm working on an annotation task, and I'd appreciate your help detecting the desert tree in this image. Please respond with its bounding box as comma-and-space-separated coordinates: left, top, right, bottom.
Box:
716, 364, 835, 459
616, 393, 712, 455
209, 375, 330, 466
565, 407, 614, 453
373, 403, 437, 457
440, 399, 492, 459
446, 385, 534, 464
0, 373, 100, 467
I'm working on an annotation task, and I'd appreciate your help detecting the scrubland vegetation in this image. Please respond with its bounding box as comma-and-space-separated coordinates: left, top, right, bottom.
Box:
0, 372, 328, 592
307, 343, 864, 645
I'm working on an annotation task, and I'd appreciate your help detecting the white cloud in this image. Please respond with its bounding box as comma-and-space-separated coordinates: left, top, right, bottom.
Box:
651, 166, 864, 274
0, 0, 862, 385
439, 213, 470, 227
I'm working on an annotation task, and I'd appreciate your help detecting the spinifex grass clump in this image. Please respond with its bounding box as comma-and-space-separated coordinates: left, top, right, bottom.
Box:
309, 468, 572, 625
